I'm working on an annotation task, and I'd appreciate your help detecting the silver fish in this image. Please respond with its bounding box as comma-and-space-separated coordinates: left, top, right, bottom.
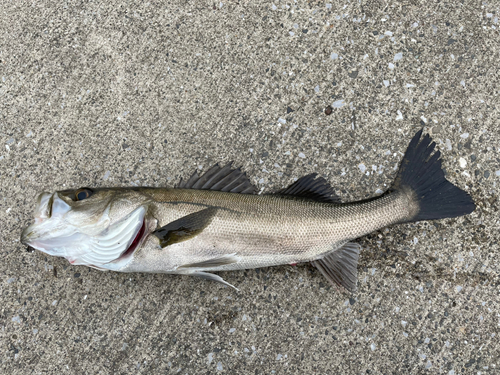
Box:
21, 130, 475, 292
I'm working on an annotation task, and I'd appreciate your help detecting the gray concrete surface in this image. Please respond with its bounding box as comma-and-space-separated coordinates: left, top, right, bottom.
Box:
1, 1, 499, 374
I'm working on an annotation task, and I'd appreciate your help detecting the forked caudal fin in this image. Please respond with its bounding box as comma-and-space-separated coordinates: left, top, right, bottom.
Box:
392, 129, 475, 222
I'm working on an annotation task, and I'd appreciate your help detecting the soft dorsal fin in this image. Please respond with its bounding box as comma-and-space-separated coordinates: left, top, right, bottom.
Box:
274, 173, 341, 203
176, 163, 256, 194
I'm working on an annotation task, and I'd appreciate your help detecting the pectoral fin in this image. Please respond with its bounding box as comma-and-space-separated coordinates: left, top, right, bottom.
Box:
311, 242, 361, 293
152, 207, 217, 248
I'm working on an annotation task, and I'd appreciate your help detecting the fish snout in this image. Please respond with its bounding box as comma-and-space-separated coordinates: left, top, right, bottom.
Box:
20, 223, 36, 246
34, 192, 53, 221
21, 192, 53, 247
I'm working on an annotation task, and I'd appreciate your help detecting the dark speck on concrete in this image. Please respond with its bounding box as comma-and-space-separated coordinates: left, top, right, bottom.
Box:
348, 71, 358, 79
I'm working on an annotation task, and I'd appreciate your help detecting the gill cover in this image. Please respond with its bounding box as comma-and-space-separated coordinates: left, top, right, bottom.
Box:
22, 191, 147, 267
68, 205, 146, 266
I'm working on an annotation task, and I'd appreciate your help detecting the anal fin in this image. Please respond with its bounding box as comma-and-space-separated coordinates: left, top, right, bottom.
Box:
311, 242, 361, 293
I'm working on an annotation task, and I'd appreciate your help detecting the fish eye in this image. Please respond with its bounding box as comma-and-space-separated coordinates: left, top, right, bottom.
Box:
75, 188, 93, 201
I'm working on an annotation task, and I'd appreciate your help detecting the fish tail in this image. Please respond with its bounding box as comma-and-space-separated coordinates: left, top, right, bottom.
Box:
392, 129, 475, 222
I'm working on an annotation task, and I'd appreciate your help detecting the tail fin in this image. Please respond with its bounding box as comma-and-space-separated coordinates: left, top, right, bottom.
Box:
393, 129, 475, 221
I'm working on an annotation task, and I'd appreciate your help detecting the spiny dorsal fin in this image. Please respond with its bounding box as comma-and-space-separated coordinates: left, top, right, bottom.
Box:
176, 163, 256, 194
273, 173, 341, 203
311, 242, 361, 293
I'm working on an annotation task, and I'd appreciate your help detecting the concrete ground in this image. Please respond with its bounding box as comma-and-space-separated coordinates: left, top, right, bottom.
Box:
1, 1, 499, 374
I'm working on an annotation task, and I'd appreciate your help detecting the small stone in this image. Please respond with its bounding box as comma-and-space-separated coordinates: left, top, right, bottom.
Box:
484, 170, 490, 178
459, 158, 467, 168
358, 164, 366, 173
348, 71, 358, 79
332, 100, 345, 108
325, 106, 332, 115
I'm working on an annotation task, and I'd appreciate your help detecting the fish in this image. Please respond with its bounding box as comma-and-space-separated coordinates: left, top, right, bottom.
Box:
20, 130, 475, 292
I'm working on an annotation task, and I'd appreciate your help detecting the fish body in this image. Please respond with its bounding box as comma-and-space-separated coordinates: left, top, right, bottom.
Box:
21, 130, 475, 291
116, 186, 413, 273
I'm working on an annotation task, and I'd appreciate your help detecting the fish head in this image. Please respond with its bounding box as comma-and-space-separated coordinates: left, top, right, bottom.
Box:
21, 188, 154, 270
